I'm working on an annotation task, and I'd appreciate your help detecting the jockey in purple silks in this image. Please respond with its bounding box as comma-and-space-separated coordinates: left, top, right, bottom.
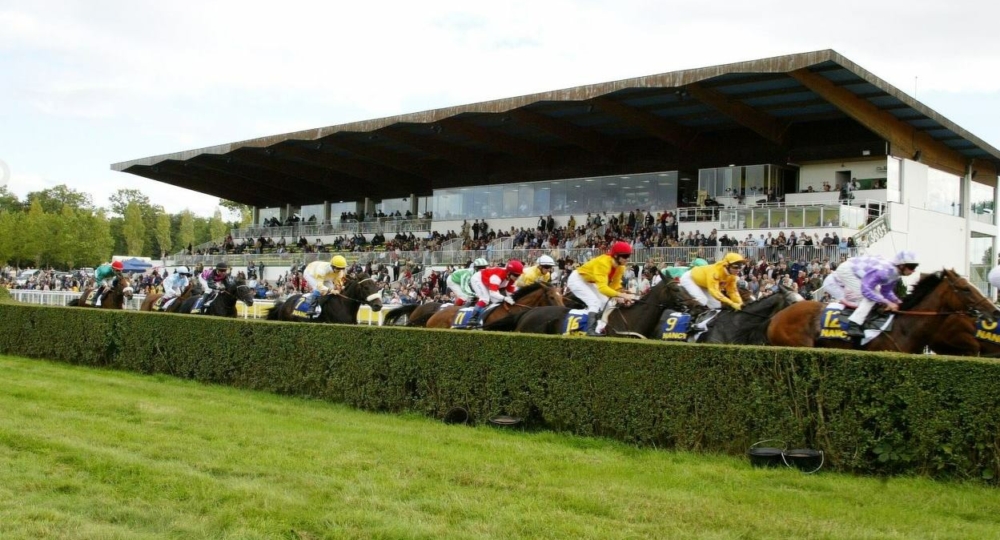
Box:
831, 251, 919, 338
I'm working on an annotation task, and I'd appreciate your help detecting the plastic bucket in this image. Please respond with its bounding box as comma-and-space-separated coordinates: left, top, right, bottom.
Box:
443, 407, 469, 425
747, 440, 786, 468
782, 448, 825, 474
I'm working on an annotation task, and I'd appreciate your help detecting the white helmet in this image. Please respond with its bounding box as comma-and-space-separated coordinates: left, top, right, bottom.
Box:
177, 266, 191, 276
537, 255, 555, 267
473, 258, 489, 268
892, 250, 919, 266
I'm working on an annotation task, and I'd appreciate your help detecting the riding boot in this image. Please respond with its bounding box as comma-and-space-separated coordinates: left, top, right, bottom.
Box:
585, 312, 601, 336
469, 306, 485, 327
846, 321, 864, 338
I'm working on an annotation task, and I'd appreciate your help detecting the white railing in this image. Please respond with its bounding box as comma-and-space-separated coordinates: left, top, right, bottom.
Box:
9, 290, 388, 325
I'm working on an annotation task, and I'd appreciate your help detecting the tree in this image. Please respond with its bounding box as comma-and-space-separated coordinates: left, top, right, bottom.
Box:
109, 188, 152, 218
178, 210, 195, 253
0, 187, 21, 213
21, 200, 53, 266
51, 204, 80, 269
0, 211, 21, 264
79, 209, 114, 265
220, 199, 253, 229
24, 185, 93, 214
154, 208, 173, 258
123, 201, 146, 256
209, 209, 228, 244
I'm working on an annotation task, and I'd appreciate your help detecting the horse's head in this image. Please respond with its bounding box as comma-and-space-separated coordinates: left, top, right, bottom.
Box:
118, 277, 134, 300
345, 273, 383, 312
234, 282, 255, 306
938, 269, 1000, 321
648, 280, 706, 317
510, 282, 563, 307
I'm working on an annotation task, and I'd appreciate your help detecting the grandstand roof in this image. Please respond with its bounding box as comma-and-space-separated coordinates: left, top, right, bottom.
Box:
112, 49, 1000, 208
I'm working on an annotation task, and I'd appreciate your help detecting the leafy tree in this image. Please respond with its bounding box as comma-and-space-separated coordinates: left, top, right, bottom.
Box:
0, 187, 21, 213
80, 209, 114, 265
21, 200, 53, 266
123, 201, 146, 256
209, 209, 228, 243
0, 211, 22, 264
154, 208, 172, 258
51, 205, 80, 269
108, 188, 152, 218
24, 185, 93, 214
178, 210, 195, 253
220, 199, 253, 228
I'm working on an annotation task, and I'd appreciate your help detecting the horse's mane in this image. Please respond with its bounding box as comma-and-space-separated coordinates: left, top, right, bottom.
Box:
899, 271, 944, 311
512, 282, 548, 301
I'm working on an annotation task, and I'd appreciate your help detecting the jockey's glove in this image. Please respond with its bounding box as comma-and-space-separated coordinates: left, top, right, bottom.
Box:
503, 296, 515, 305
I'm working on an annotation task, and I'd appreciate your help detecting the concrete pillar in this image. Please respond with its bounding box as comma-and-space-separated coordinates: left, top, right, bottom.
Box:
251, 206, 259, 225
963, 164, 972, 278
323, 201, 331, 224
410, 194, 418, 217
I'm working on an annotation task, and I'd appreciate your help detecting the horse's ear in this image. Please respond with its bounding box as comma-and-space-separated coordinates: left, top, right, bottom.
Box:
934, 270, 944, 280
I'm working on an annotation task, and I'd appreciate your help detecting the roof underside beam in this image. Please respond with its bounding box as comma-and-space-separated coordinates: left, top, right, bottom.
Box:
439, 118, 549, 162
590, 96, 696, 150
507, 108, 619, 160
377, 128, 486, 173
136, 166, 272, 207
686, 83, 788, 146
180, 159, 312, 202
790, 68, 972, 176
273, 143, 428, 196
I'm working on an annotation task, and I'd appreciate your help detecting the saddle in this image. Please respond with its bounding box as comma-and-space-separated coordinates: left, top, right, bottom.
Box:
153, 296, 177, 311
452, 304, 499, 329
85, 289, 100, 306
819, 303, 894, 344
291, 296, 321, 319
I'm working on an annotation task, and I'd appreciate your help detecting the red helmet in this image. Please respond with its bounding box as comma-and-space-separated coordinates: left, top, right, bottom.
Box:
609, 241, 632, 257
111, 261, 124, 271
505, 260, 524, 276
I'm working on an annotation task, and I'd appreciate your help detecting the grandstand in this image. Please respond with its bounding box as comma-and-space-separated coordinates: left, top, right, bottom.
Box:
112, 50, 1000, 290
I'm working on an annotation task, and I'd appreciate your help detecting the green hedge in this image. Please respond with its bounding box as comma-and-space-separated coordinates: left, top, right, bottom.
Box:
1, 302, 998, 482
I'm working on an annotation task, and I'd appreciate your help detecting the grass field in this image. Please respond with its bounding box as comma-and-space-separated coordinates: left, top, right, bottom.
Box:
1, 355, 999, 540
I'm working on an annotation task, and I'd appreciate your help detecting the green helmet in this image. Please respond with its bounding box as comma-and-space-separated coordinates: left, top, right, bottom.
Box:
473, 258, 489, 268
690, 258, 709, 267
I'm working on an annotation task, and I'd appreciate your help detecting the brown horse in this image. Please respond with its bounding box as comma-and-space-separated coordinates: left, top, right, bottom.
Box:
383, 282, 563, 329
68, 276, 133, 309
140, 283, 194, 313
767, 269, 1000, 353
927, 314, 1000, 357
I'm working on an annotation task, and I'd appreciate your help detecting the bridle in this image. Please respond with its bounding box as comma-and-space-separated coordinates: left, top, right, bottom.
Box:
334, 276, 381, 306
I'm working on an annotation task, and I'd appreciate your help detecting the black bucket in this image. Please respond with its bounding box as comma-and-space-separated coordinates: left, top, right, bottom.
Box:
443, 407, 469, 425
782, 448, 825, 474
747, 440, 786, 468
488, 415, 523, 428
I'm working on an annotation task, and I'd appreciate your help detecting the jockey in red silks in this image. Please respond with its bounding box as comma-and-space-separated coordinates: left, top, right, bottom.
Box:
467, 259, 523, 326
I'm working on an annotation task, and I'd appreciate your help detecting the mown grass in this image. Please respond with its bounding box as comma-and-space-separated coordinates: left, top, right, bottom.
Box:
1, 355, 998, 540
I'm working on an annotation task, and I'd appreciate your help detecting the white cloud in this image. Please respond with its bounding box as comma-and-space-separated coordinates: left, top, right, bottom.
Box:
1, 0, 999, 217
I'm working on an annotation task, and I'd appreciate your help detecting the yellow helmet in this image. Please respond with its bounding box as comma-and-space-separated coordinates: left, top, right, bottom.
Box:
722, 252, 747, 267
330, 255, 347, 269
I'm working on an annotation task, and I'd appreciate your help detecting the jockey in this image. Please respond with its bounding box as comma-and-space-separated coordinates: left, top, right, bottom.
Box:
515, 255, 555, 289
160, 266, 193, 309
839, 251, 919, 338
679, 252, 745, 312
567, 241, 637, 336
662, 257, 708, 283
818, 272, 854, 308
196, 262, 234, 310
447, 258, 488, 306
94, 260, 124, 306
988, 264, 1000, 293
299, 255, 348, 315
468, 259, 524, 326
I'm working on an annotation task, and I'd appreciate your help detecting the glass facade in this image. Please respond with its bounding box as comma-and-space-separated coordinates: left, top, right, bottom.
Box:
430, 171, 680, 220
258, 207, 281, 224
926, 168, 962, 216
697, 164, 785, 200
718, 204, 865, 231
970, 181, 995, 217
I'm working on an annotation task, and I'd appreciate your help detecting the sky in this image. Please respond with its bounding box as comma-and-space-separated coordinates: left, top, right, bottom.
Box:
2, 0, 999, 218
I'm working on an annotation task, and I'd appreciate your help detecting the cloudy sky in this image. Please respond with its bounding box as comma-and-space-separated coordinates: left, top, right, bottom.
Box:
2, 0, 999, 217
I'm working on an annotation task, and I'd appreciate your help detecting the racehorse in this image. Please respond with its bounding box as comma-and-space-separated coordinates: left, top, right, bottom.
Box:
140, 283, 194, 313
766, 269, 999, 353
695, 286, 802, 345
926, 313, 1000, 357
178, 280, 255, 318
267, 272, 383, 324
511, 279, 704, 338
67, 276, 133, 309
382, 282, 563, 329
